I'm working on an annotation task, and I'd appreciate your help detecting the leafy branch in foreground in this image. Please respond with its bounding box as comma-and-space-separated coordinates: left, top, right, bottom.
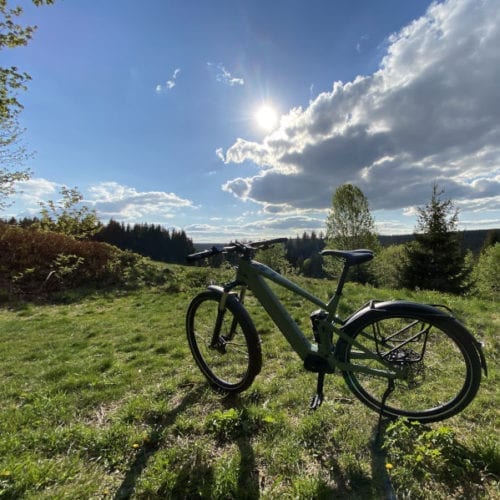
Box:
0, 0, 54, 207
37, 186, 101, 240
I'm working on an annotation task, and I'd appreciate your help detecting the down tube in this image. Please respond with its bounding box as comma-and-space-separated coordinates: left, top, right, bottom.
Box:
241, 270, 315, 360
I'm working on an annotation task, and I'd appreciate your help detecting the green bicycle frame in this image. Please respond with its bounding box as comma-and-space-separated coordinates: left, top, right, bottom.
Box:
228, 258, 401, 380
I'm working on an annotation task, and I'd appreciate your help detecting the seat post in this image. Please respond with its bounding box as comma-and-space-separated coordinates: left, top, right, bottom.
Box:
326, 259, 350, 312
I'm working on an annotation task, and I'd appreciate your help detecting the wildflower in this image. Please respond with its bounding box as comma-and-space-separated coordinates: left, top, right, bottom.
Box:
132, 443, 140, 449
385, 463, 394, 471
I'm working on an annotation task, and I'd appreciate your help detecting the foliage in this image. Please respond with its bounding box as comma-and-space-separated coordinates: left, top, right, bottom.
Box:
0, 0, 54, 206
94, 219, 195, 264
255, 242, 291, 274
285, 231, 326, 278
0, 221, 167, 298
472, 243, 500, 300
400, 184, 471, 294
481, 229, 500, 252
0, 116, 31, 209
37, 186, 101, 239
371, 244, 407, 289
325, 184, 380, 283
325, 183, 380, 251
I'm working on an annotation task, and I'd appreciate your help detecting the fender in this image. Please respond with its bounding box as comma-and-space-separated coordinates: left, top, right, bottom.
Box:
340, 300, 487, 376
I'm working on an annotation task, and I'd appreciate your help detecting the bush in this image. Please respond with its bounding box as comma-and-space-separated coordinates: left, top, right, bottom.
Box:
472, 243, 500, 299
0, 222, 166, 298
371, 245, 407, 289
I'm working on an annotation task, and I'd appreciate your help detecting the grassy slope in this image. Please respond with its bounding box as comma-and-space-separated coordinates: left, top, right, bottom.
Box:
0, 265, 498, 499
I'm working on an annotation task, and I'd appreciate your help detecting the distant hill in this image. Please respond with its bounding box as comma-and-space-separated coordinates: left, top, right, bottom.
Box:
380, 229, 498, 254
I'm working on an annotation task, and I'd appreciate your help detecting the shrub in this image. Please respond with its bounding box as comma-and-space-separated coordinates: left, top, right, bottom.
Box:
383, 418, 481, 499
472, 243, 500, 299
371, 245, 407, 289
0, 222, 166, 298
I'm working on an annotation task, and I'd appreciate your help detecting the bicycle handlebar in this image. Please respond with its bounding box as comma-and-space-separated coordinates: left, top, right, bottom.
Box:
186, 237, 288, 263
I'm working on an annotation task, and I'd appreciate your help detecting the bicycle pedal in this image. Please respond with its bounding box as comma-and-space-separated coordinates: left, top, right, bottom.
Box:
309, 393, 324, 410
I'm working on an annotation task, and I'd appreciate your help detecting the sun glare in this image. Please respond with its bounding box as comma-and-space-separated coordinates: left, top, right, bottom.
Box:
255, 105, 278, 131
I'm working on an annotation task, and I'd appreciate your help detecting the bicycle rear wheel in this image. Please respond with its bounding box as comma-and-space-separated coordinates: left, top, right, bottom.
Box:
186, 290, 261, 393
337, 313, 482, 422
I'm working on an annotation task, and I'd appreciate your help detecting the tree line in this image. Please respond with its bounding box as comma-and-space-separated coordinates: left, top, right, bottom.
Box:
3, 216, 195, 265
93, 220, 194, 264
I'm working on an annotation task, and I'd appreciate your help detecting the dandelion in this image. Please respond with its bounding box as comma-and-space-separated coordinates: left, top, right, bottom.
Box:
385, 463, 394, 471
132, 443, 140, 449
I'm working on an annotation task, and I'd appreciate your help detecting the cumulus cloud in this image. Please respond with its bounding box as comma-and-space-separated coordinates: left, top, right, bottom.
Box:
221, 0, 500, 215
88, 181, 194, 220
14, 178, 59, 201
155, 68, 181, 93
207, 62, 244, 86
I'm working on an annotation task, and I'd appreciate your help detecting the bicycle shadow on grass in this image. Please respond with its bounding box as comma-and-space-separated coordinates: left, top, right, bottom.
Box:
114, 383, 206, 499
219, 393, 261, 499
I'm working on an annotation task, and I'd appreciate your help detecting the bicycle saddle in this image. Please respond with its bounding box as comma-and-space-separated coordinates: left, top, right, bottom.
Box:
320, 249, 374, 265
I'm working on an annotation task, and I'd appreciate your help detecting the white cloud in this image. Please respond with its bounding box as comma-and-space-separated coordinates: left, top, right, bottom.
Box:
221, 0, 500, 220
186, 213, 325, 243
207, 62, 244, 86
87, 181, 194, 220
14, 178, 59, 202
155, 68, 181, 93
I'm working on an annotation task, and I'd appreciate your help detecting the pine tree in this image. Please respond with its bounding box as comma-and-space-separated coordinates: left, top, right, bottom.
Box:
401, 184, 470, 294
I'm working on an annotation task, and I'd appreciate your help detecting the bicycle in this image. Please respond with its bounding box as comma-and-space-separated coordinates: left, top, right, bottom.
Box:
186, 238, 487, 423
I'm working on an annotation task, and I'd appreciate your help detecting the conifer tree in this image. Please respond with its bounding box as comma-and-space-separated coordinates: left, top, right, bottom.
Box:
401, 184, 470, 294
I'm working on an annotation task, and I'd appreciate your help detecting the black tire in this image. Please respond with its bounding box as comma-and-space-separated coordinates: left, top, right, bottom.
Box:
186, 290, 262, 393
337, 314, 482, 422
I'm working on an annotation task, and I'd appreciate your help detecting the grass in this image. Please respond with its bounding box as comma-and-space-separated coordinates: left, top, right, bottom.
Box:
0, 265, 498, 498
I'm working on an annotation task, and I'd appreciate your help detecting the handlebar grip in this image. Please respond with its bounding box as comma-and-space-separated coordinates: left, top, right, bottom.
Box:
186, 246, 221, 263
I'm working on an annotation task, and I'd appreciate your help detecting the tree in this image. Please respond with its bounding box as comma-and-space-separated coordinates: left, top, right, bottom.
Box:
1, 0, 54, 207
325, 184, 380, 282
37, 186, 101, 240
325, 184, 380, 251
400, 184, 470, 294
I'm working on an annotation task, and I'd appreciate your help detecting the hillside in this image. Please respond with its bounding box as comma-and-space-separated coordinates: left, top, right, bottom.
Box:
0, 266, 497, 498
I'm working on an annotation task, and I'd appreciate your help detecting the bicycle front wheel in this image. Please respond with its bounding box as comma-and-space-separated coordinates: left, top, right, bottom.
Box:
186, 290, 262, 393
337, 313, 482, 422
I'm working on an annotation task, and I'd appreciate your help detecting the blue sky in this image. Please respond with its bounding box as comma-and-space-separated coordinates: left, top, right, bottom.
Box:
3, 0, 499, 242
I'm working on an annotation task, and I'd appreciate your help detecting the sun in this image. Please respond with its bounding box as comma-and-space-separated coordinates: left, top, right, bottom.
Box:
255, 105, 278, 131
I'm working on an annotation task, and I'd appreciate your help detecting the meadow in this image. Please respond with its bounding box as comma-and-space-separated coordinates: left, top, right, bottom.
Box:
0, 265, 498, 498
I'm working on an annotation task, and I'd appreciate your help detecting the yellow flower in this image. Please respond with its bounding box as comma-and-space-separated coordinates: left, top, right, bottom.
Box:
385, 463, 394, 470
132, 443, 140, 449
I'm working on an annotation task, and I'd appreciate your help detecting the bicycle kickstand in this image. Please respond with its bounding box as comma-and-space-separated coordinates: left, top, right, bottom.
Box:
377, 378, 395, 435
310, 372, 325, 410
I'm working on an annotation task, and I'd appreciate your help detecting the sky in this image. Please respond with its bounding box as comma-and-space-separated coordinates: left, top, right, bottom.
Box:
2, 0, 499, 242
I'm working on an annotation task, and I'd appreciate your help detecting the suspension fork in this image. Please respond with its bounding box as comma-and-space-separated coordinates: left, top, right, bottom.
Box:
211, 283, 247, 345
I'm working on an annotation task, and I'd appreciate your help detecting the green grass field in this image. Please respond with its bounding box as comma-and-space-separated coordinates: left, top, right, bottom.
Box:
0, 265, 498, 498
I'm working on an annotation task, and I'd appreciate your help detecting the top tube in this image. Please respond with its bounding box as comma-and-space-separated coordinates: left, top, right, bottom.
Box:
240, 259, 329, 311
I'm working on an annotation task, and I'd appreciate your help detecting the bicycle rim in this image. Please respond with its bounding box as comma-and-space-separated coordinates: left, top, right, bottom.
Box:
186, 291, 261, 392
339, 315, 481, 422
